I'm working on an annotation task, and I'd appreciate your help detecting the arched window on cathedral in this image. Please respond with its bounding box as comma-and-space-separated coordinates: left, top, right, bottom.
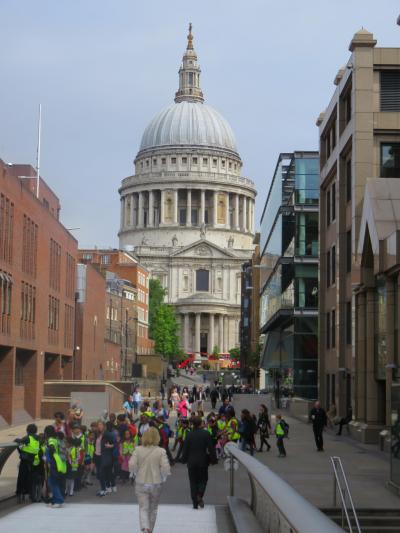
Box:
196, 269, 209, 292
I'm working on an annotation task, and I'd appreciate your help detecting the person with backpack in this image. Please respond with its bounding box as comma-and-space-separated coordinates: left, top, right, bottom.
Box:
239, 409, 257, 456
309, 401, 327, 451
275, 414, 289, 457
44, 425, 67, 508
15, 424, 41, 503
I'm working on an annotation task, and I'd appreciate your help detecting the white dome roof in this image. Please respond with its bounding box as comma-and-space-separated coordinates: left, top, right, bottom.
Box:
138, 101, 238, 155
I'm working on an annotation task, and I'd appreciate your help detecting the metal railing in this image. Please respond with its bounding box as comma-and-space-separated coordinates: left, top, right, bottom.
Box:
225, 443, 343, 532
331, 456, 361, 532
0, 442, 18, 475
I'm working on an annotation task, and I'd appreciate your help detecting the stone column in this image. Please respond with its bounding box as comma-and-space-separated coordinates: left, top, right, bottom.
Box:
223, 315, 229, 353
186, 189, 192, 227
219, 314, 224, 352
120, 197, 125, 229
225, 193, 230, 227
148, 190, 154, 227
160, 190, 165, 224
130, 194, 135, 227
208, 313, 215, 354
184, 313, 190, 353
366, 288, 378, 424
249, 199, 253, 233
195, 313, 201, 356
242, 196, 247, 232
213, 191, 218, 226
138, 191, 144, 228
234, 194, 240, 230
200, 189, 206, 225
173, 189, 178, 225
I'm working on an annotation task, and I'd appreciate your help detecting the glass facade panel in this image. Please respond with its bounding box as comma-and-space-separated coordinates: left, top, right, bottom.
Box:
295, 212, 318, 256
294, 157, 319, 205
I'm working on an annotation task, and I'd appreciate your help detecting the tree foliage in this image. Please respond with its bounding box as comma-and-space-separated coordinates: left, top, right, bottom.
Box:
229, 347, 240, 360
149, 279, 166, 340
153, 303, 180, 361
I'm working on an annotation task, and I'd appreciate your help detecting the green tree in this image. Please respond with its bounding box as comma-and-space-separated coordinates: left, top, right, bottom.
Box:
149, 279, 166, 340
229, 347, 240, 360
153, 303, 180, 361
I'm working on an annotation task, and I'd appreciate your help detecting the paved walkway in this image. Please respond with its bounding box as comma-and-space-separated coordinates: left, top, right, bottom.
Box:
0, 503, 225, 533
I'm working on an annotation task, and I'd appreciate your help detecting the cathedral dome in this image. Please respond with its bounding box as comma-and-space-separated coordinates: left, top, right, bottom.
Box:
138, 101, 238, 155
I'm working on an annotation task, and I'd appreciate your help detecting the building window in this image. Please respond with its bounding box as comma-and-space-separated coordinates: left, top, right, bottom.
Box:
101, 255, 110, 265
380, 71, 400, 112
192, 157, 198, 165
49, 239, 61, 292
182, 157, 187, 164
153, 158, 157, 166
140, 162, 143, 169
346, 230, 352, 273
202, 158, 208, 165
82, 253, 92, 261
0, 194, 14, 265
326, 312, 330, 349
326, 189, 331, 227
161, 158, 166, 165
326, 250, 331, 288
171, 157, 177, 165
15, 355, 23, 385
346, 158, 352, 202
346, 301, 352, 344
221, 160, 225, 167
381, 143, 400, 178
179, 209, 186, 226
331, 182, 336, 221
191, 209, 198, 226
196, 269, 209, 292
146, 160, 149, 167
331, 309, 336, 348
212, 158, 217, 167
183, 274, 188, 291
331, 245, 336, 284
229, 161, 232, 169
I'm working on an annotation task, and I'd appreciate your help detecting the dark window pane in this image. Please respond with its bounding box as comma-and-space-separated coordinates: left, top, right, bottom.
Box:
381, 143, 400, 178
346, 230, 351, 273
380, 71, 400, 112
346, 159, 352, 202
326, 189, 331, 226
191, 209, 198, 225
331, 245, 336, 283
331, 182, 336, 221
196, 269, 209, 292
179, 209, 186, 226
326, 250, 331, 288
326, 312, 330, 349
346, 301, 352, 344
331, 309, 336, 348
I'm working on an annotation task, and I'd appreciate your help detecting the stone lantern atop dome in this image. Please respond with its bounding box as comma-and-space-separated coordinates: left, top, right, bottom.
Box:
175, 23, 204, 104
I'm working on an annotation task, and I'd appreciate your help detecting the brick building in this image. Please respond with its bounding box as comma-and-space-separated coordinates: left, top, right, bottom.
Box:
74, 264, 138, 381
78, 249, 154, 356
0, 160, 77, 426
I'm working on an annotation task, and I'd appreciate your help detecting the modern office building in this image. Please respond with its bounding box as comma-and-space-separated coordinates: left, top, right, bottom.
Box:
240, 234, 261, 383
259, 152, 319, 401
317, 29, 400, 442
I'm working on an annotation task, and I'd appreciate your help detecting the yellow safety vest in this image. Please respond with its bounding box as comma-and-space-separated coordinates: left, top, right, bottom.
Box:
275, 422, 285, 436
217, 420, 226, 431
227, 418, 240, 441
122, 441, 134, 455
47, 437, 67, 474
21, 435, 40, 466
86, 442, 95, 459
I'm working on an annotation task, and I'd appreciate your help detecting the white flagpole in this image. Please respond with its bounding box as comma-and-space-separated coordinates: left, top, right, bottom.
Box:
36, 104, 41, 198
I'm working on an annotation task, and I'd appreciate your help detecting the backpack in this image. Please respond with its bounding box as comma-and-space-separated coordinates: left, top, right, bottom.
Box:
281, 419, 289, 437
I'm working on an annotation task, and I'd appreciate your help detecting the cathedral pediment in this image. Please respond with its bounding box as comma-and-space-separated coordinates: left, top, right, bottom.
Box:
170, 239, 237, 259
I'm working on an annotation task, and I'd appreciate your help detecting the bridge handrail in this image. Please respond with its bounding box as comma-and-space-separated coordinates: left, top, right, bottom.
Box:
225, 443, 343, 533
0, 442, 18, 476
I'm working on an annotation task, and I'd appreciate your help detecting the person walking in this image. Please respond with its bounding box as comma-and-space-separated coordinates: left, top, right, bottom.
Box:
309, 401, 327, 451
274, 414, 288, 457
129, 427, 171, 533
181, 416, 217, 509
210, 388, 219, 410
238, 409, 257, 456
257, 404, 271, 452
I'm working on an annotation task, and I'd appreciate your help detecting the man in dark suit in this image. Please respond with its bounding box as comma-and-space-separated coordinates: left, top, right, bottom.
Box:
181, 416, 217, 509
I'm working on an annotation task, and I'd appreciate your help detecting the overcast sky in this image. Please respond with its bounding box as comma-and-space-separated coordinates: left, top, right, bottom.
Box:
1, 1, 399, 247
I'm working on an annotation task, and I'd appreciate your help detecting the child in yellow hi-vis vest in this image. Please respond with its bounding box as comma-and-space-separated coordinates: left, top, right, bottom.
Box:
119, 430, 137, 482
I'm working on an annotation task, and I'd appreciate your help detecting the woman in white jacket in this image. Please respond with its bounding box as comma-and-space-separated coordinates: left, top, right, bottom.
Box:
129, 427, 171, 533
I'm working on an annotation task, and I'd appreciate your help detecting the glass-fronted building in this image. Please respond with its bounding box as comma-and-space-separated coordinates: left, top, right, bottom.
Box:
259, 152, 319, 401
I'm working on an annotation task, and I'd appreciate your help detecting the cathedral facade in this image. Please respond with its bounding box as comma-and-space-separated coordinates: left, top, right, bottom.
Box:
118, 25, 256, 356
